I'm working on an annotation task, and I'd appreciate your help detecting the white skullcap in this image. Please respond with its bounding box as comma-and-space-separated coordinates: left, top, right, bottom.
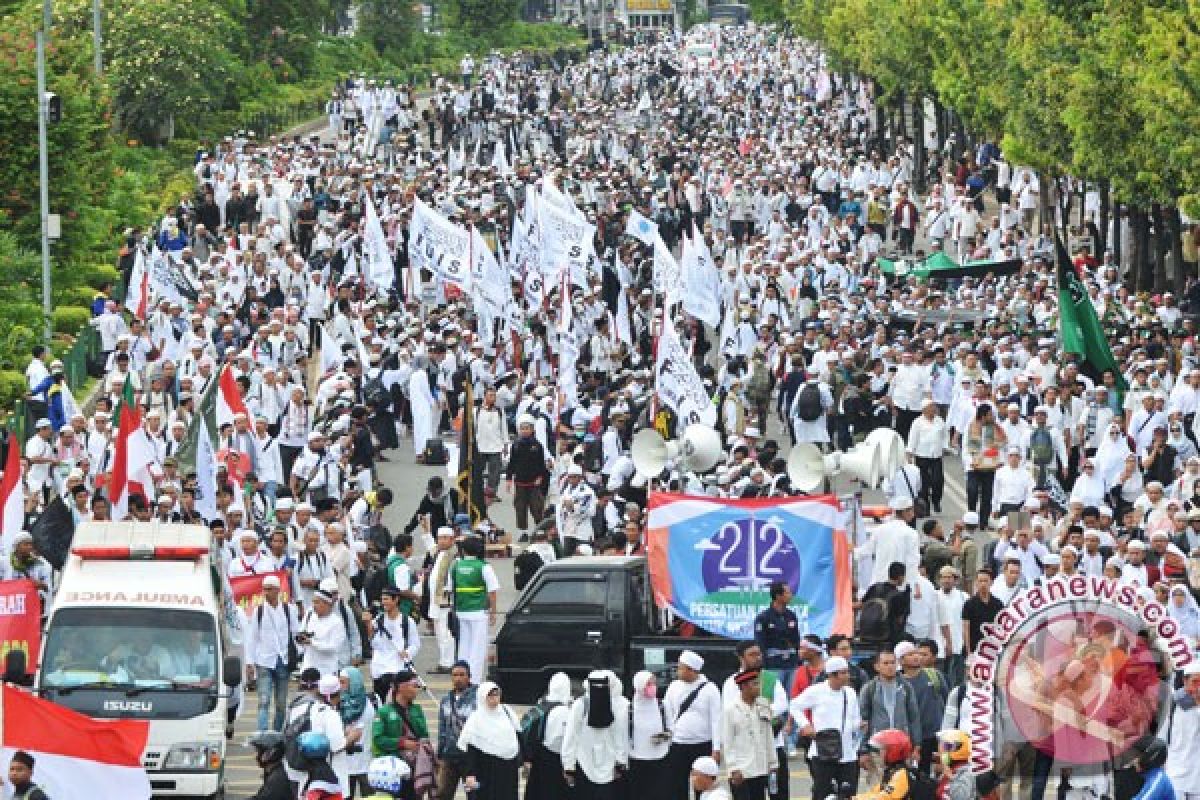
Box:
679, 649, 705, 671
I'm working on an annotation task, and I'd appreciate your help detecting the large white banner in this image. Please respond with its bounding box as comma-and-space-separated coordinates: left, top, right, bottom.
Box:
470, 227, 511, 318
539, 191, 594, 288
656, 321, 717, 428
362, 193, 396, 290
653, 233, 682, 302
409, 198, 472, 289
681, 230, 722, 328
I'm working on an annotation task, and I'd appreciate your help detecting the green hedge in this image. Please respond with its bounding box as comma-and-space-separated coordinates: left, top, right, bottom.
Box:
0, 371, 24, 413
53, 307, 92, 335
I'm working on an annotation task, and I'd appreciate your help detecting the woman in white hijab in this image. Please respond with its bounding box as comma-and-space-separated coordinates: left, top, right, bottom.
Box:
1168, 583, 1200, 654
1095, 423, 1133, 486
561, 670, 629, 799
628, 670, 671, 796
525, 672, 573, 800
457, 681, 521, 800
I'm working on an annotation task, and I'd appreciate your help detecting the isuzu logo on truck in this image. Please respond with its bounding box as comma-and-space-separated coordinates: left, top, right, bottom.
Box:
104, 700, 153, 712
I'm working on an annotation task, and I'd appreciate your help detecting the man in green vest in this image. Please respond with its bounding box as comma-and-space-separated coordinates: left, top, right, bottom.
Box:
450, 536, 499, 685
387, 533, 419, 619
722, 641, 789, 800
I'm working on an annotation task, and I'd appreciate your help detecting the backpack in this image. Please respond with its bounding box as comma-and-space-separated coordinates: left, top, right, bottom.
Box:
796, 382, 823, 422
283, 699, 318, 771
906, 766, 939, 800
513, 548, 544, 591
364, 563, 390, 608
364, 375, 389, 409
747, 364, 772, 405
518, 699, 559, 761
1029, 427, 1054, 466
857, 594, 891, 643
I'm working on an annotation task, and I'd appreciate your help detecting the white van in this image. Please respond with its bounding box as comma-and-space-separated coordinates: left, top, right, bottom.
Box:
35, 522, 242, 798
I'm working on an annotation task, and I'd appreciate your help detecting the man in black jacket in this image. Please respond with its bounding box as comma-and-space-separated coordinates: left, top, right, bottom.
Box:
507, 415, 551, 541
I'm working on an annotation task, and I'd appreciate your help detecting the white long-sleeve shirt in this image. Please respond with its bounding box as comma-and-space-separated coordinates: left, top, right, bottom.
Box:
907, 414, 946, 459
244, 598, 299, 668
789, 682, 861, 763
1166, 700, 1200, 793
475, 405, 508, 455
561, 695, 631, 783
299, 607, 349, 676
721, 697, 779, 779
664, 678, 723, 748
369, 610, 422, 678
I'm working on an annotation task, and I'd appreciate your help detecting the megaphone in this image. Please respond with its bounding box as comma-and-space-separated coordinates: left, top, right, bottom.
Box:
680, 424, 722, 473
865, 428, 906, 478
787, 443, 829, 493
632, 429, 678, 478
838, 442, 881, 488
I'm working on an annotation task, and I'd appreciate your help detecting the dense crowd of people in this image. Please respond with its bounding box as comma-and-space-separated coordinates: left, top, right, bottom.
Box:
8, 17, 1200, 800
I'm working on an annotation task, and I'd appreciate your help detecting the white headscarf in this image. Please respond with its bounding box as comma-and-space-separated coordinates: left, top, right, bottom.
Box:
1095, 423, 1132, 486
546, 672, 573, 705
456, 681, 520, 761
1169, 584, 1200, 641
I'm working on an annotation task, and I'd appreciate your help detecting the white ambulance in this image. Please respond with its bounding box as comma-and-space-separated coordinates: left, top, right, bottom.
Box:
35, 521, 243, 798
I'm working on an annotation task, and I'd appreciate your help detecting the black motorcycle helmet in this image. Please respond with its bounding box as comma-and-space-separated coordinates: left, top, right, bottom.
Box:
1126, 735, 1169, 771
248, 731, 286, 766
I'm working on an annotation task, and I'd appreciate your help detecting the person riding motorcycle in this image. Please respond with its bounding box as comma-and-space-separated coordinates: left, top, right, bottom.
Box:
935, 730, 974, 800
857, 729, 914, 800
247, 731, 292, 800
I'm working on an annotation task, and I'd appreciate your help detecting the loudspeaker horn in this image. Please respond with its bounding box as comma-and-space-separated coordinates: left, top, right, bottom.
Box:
787, 443, 829, 493
681, 424, 723, 473
865, 428, 906, 478
839, 443, 882, 488
632, 428, 678, 478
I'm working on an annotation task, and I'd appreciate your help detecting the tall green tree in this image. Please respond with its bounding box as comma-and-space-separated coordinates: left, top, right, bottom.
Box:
358, 0, 420, 57
446, 0, 521, 41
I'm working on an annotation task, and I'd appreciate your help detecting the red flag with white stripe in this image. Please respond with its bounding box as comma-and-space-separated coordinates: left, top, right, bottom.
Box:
215, 363, 248, 429
1, 683, 152, 797
109, 380, 155, 520
0, 433, 23, 553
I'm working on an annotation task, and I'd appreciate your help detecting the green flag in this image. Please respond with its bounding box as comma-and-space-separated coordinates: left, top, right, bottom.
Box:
176, 369, 220, 474
1056, 235, 1126, 390
112, 373, 135, 420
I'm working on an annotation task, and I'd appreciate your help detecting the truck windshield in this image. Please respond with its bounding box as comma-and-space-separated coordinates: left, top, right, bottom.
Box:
41, 607, 218, 690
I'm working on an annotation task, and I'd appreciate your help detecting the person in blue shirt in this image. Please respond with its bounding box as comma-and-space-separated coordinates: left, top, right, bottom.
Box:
753, 580, 801, 695
29, 362, 67, 433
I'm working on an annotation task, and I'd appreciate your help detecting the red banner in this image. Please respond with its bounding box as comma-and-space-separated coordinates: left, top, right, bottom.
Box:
0, 579, 41, 673
229, 570, 291, 612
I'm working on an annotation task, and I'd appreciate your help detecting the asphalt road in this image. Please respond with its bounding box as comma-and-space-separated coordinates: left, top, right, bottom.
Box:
222, 417, 971, 798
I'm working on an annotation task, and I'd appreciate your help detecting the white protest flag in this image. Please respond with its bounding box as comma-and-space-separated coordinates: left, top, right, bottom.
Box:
409, 198, 472, 289
615, 283, 633, 346
491, 139, 512, 176
448, 142, 463, 175
320, 322, 342, 376
362, 192, 396, 290
470, 226, 510, 316
625, 208, 658, 246
637, 89, 653, 113
541, 178, 580, 215
653, 232, 682, 303
473, 137, 482, 167
681, 226, 723, 328
540, 192, 594, 288
656, 320, 717, 428
718, 301, 739, 357
194, 415, 218, 522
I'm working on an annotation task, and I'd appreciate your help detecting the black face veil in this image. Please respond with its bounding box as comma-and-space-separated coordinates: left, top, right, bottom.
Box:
586, 674, 614, 728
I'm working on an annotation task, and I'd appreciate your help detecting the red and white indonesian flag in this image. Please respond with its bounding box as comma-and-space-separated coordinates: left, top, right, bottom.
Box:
0, 432, 24, 553
0, 684, 151, 798
110, 393, 156, 520
215, 363, 248, 429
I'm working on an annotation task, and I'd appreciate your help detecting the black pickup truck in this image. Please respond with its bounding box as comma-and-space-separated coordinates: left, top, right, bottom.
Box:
491, 556, 740, 704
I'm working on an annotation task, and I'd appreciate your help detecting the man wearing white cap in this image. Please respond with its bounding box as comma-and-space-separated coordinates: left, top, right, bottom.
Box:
297, 579, 352, 676
284, 670, 349, 794
24, 418, 55, 505
560, 464, 597, 555
789, 655, 861, 800
665, 650, 723, 800
859, 496, 920, 590
691, 755, 732, 800
244, 574, 299, 731
426, 526, 460, 673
